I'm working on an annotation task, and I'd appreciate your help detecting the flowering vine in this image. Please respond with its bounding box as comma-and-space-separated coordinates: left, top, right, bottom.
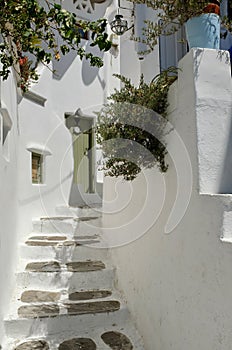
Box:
0, 0, 112, 90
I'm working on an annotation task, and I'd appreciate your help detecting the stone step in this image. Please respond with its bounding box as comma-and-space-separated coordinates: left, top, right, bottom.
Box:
65, 300, 120, 316
19, 243, 109, 262
18, 304, 60, 318
101, 330, 134, 350
16, 268, 115, 290
27, 233, 100, 241
4, 208, 146, 350
25, 235, 101, 247
4, 305, 131, 338
18, 300, 120, 319
27, 235, 67, 241
24, 260, 106, 273
12, 340, 49, 350
21, 290, 61, 303
69, 289, 112, 301
58, 338, 97, 350
32, 217, 102, 237
75, 217, 100, 222
32, 219, 74, 234
73, 217, 102, 237
25, 239, 100, 248
25, 261, 61, 273
4, 322, 145, 349
20, 289, 112, 303
10, 289, 120, 316
66, 261, 105, 272
55, 205, 102, 218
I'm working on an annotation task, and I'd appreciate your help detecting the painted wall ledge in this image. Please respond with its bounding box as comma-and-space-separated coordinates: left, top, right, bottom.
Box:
23, 91, 47, 107
174, 48, 232, 195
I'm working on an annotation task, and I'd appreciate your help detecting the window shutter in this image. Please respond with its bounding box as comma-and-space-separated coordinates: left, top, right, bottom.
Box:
159, 25, 188, 72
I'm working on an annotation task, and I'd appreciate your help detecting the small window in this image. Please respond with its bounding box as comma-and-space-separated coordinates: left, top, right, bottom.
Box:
32, 152, 43, 184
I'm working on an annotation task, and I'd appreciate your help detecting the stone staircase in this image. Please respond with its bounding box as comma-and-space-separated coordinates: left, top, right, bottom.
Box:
3, 206, 145, 350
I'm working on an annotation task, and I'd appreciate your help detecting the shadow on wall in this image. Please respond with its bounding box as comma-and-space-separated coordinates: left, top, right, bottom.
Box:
81, 43, 105, 86
69, 181, 102, 207
52, 40, 104, 85
219, 105, 232, 194
19, 172, 73, 206
52, 50, 77, 80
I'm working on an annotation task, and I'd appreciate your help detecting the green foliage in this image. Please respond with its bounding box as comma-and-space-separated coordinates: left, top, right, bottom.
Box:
129, 0, 222, 51
0, 0, 112, 90
96, 68, 177, 181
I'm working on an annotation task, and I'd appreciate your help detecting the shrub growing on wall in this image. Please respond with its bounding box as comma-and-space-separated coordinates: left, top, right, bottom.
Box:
96, 68, 177, 181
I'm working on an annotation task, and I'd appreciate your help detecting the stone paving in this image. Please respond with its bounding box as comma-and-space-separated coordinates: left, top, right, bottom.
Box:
101, 331, 134, 350
69, 290, 112, 301
21, 290, 61, 303
66, 261, 105, 272
15, 340, 49, 350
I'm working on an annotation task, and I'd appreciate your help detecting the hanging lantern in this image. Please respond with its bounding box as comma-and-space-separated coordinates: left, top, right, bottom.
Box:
110, 14, 128, 36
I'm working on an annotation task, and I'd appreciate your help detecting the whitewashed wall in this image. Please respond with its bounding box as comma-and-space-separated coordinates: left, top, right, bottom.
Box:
103, 49, 232, 350
0, 1, 167, 342
15, 1, 160, 237
0, 75, 19, 341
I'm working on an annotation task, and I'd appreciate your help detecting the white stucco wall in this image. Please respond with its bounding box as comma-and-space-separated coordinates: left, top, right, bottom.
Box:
103, 49, 232, 350
15, 0, 161, 237
0, 75, 20, 341
16, 41, 124, 234
0, 3, 121, 341
0, 1, 162, 344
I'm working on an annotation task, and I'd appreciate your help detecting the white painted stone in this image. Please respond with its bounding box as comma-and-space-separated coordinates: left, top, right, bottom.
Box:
102, 50, 232, 350
19, 243, 110, 263
74, 217, 102, 237
55, 205, 102, 218
32, 219, 74, 234
0, 0, 157, 346
4, 321, 145, 350
4, 306, 130, 338
16, 269, 115, 291
3, 0, 232, 349
221, 211, 232, 240
193, 49, 232, 194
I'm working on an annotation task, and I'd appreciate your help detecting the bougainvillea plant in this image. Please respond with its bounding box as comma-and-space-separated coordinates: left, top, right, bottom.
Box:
0, 0, 112, 91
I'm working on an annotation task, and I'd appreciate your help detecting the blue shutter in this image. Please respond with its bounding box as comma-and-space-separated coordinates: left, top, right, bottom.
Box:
159, 25, 188, 72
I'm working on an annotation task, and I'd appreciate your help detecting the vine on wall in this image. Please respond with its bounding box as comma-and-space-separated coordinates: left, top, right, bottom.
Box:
0, 0, 112, 90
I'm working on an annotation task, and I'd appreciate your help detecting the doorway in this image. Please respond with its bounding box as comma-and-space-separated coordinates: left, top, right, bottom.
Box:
72, 120, 95, 194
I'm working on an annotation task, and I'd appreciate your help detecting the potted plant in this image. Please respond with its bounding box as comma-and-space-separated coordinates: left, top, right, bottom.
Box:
132, 0, 222, 50
185, 1, 221, 49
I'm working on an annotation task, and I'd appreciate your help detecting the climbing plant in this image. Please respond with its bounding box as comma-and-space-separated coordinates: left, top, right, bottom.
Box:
96, 68, 177, 181
0, 0, 112, 90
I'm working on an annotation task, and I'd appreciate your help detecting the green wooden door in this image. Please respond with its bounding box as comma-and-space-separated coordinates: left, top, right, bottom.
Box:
73, 129, 95, 193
